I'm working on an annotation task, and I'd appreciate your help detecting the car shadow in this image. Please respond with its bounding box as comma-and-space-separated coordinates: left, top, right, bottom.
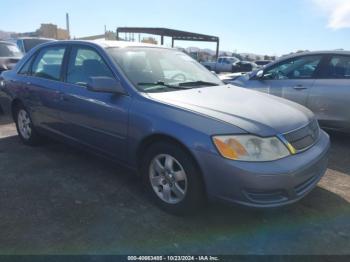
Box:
327, 130, 350, 175
0, 115, 13, 125
0, 134, 349, 254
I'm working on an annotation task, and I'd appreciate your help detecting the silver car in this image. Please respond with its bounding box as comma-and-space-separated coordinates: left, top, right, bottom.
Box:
232, 51, 350, 132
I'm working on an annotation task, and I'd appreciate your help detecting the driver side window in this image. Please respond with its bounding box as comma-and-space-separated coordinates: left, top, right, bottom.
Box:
66, 47, 114, 86
263, 55, 322, 80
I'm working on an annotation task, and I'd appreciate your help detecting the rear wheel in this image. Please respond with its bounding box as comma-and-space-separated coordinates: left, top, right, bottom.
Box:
141, 141, 206, 215
14, 104, 41, 146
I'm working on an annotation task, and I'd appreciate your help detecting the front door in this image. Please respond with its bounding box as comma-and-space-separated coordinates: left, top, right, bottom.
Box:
58, 46, 131, 161
257, 55, 324, 106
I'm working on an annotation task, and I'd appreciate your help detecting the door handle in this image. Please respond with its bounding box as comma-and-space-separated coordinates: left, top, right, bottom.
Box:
57, 92, 69, 102
293, 85, 308, 90
61, 94, 69, 102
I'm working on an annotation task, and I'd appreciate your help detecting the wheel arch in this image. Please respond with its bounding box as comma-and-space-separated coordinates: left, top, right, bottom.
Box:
137, 134, 190, 166
136, 133, 208, 197
136, 133, 207, 193
11, 98, 24, 120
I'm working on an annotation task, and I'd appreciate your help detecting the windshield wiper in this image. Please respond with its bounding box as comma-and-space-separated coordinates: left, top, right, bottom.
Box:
178, 81, 220, 87
138, 81, 188, 90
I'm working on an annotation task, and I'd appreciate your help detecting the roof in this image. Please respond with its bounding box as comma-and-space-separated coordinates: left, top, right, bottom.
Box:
218, 56, 237, 59
116, 27, 219, 42
37, 39, 170, 50
266, 50, 350, 67
0, 41, 16, 45
282, 50, 350, 59
10, 37, 56, 41
91, 39, 166, 48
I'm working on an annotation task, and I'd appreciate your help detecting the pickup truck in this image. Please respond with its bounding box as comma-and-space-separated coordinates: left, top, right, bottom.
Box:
202, 57, 258, 73
201, 56, 240, 73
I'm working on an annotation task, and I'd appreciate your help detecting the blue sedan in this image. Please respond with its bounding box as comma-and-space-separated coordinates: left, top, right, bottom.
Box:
0, 40, 330, 214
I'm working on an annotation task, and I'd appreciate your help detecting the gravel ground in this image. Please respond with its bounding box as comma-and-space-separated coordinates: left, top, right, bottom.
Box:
0, 115, 349, 255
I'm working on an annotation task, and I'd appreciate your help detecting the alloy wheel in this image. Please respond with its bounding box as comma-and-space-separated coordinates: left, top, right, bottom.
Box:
149, 154, 188, 204
17, 109, 32, 140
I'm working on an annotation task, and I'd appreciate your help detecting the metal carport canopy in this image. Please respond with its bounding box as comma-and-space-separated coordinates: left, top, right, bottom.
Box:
116, 27, 220, 58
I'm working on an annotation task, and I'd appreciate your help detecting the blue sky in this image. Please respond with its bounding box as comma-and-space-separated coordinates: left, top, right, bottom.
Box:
1, 0, 350, 55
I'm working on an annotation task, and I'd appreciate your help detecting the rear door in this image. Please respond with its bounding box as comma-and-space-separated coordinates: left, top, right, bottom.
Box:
20, 45, 67, 131
307, 54, 350, 130
256, 55, 324, 106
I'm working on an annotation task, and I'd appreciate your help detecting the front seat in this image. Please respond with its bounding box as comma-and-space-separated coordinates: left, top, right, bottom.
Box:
126, 56, 155, 84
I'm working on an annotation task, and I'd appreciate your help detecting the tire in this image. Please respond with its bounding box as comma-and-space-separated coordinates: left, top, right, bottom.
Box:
14, 103, 41, 146
141, 141, 206, 215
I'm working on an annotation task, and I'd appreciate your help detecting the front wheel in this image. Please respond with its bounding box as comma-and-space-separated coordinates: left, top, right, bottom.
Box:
15, 104, 41, 146
141, 142, 206, 215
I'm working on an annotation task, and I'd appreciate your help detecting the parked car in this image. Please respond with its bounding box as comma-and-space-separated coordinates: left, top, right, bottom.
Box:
201, 56, 240, 73
0, 41, 23, 73
202, 57, 258, 73
232, 51, 350, 132
255, 60, 273, 67
233, 61, 258, 72
8, 37, 54, 54
0, 40, 330, 214
219, 72, 246, 84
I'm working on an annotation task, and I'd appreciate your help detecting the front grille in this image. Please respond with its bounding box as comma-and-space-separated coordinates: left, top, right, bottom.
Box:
283, 119, 320, 152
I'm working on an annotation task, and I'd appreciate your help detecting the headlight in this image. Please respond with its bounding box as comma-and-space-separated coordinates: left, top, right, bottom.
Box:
213, 135, 291, 161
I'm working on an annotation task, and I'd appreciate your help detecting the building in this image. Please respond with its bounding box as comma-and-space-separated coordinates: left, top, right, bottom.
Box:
12, 23, 70, 40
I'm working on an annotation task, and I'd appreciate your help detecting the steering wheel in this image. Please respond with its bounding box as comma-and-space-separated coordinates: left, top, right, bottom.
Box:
171, 73, 187, 82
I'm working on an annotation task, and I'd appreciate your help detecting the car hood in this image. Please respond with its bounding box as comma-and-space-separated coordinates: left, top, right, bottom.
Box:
146, 85, 314, 137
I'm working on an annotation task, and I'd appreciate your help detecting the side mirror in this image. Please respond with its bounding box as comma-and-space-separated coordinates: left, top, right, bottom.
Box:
256, 70, 264, 79
87, 76, 126, 95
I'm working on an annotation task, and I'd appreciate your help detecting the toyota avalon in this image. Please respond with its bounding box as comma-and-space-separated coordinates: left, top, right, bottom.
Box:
0, 40, 330, 214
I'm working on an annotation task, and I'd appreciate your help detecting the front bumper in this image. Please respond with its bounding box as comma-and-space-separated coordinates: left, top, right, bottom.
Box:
194, 130, 330, 208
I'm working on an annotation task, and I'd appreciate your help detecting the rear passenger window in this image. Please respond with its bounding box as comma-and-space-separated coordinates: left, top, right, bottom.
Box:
324, 55, 350, 79
32, 47, 66, 81
66, 47, 114, 86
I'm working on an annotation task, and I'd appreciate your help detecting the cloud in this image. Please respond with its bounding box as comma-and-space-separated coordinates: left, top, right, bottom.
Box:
312, 0, 350, 29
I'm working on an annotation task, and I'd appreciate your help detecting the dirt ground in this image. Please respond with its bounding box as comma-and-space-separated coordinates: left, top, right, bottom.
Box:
0, 115, 349, 255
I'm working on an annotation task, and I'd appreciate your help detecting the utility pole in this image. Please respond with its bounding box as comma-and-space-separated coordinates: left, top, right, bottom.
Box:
66, 13, 70, 39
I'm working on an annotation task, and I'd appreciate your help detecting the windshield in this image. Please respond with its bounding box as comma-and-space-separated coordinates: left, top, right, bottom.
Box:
0, 43, 22, 58
107, 47, 223, 92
